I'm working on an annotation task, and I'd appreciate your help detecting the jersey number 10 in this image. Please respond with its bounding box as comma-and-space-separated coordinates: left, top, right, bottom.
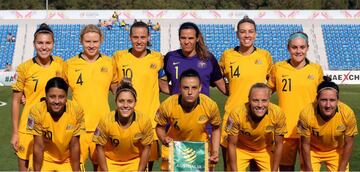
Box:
122, 68, 133, 79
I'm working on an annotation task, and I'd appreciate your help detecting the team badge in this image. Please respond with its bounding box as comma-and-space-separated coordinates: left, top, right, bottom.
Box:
94, 127, 101, 136
225, 117, 234, 131
198, 114, 208, 123
197, 61, 207, 69
308, 74, 314, 80
134, 133, 143, 140
27, 116, 34, 129
336, 125, 346, 131
255, 59, 263, 65
101, 67, 108, 73
66, 124, 74, 130
155, 109, 161, 118
297, 120, 306, 130
56, 71, 61, 77
150, 63, 157, 69
265, 125, 274, 131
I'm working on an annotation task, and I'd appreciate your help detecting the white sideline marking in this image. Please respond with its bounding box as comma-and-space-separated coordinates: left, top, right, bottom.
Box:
0, 101, 7, 106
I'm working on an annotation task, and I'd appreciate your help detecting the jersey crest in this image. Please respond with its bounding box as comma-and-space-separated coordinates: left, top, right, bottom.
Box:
27, 116, 35, 129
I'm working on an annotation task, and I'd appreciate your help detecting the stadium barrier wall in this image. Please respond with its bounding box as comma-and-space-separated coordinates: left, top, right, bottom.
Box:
0, 71, 16, 86
0, 10, 360, 20
0, 71, 359, 86
324, 70, 360, 84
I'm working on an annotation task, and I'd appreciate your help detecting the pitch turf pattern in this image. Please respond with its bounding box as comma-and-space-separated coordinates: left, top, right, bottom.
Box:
1, 85, 359, 171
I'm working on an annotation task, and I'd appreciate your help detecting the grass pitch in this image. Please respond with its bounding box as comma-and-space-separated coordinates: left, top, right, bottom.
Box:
0, 85, 359, 171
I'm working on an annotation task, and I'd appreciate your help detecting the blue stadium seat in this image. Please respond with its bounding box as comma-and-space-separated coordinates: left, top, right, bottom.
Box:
322, 24, 360, 70
0, 24, 18, 68
33, 24, 161, 60
198, 24, 302, 61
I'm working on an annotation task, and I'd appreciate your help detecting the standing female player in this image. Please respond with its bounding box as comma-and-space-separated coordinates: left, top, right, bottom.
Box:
219, 16, 273, 170
11, 23, 63, 171
268, 32, 323, 171
28, 77, 84, 171
163, 22, 226, 170
93, 79, 153, 171
112, 21, 165, 170
164, 22, 226, 96
63, 24, 118, 170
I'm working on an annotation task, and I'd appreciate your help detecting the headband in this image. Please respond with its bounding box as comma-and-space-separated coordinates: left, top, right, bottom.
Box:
317, 86, 338, 94
288, 33, 308, 43
116, 88, 137, 100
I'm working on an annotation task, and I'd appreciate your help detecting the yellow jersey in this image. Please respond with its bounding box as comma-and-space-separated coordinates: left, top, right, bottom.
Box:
12, 56, 63, 133
113, 49, 163, 128
93, 110, 153, 162
155, 94, 221, 142
27, 100, 85, 163
219, 47, 273, 114
63, 54, 118, 131
297, 101, 358, 152
225, 103, 287, 151
268, 59, 323, 138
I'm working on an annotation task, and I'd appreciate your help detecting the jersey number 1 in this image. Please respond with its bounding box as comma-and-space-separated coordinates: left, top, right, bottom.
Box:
175, 66, 179, 79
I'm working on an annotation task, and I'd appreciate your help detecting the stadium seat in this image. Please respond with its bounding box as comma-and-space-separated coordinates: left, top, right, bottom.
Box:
33, 24, 161, 60
322, 24, 360, 70
198, 24, 303, 61
0, 24, 17, 69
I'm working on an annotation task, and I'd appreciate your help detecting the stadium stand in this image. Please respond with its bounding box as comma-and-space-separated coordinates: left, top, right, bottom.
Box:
322, 24, 360, 70
7, 21, 360, 71
199, 24, 303, 62
33, 24, 161, 60
199, 24, 237, 59
0, 24, 17, 69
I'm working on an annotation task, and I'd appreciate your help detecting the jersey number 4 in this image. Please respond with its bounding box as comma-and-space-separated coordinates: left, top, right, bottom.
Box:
77, 73, 84, 85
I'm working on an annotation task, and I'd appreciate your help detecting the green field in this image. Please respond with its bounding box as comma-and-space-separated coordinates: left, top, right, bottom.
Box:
0, 85, 359, 171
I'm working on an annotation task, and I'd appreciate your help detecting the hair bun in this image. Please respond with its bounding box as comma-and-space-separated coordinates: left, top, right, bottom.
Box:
39, 23, 49, 29
317, 76, 339, 94
115, 78, 137, 100
35, 23, 53, 34
323, 76, 332, 82
120, 78, 133, 87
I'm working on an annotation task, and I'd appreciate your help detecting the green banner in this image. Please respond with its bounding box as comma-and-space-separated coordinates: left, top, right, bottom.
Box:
169, 141, 209, 172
